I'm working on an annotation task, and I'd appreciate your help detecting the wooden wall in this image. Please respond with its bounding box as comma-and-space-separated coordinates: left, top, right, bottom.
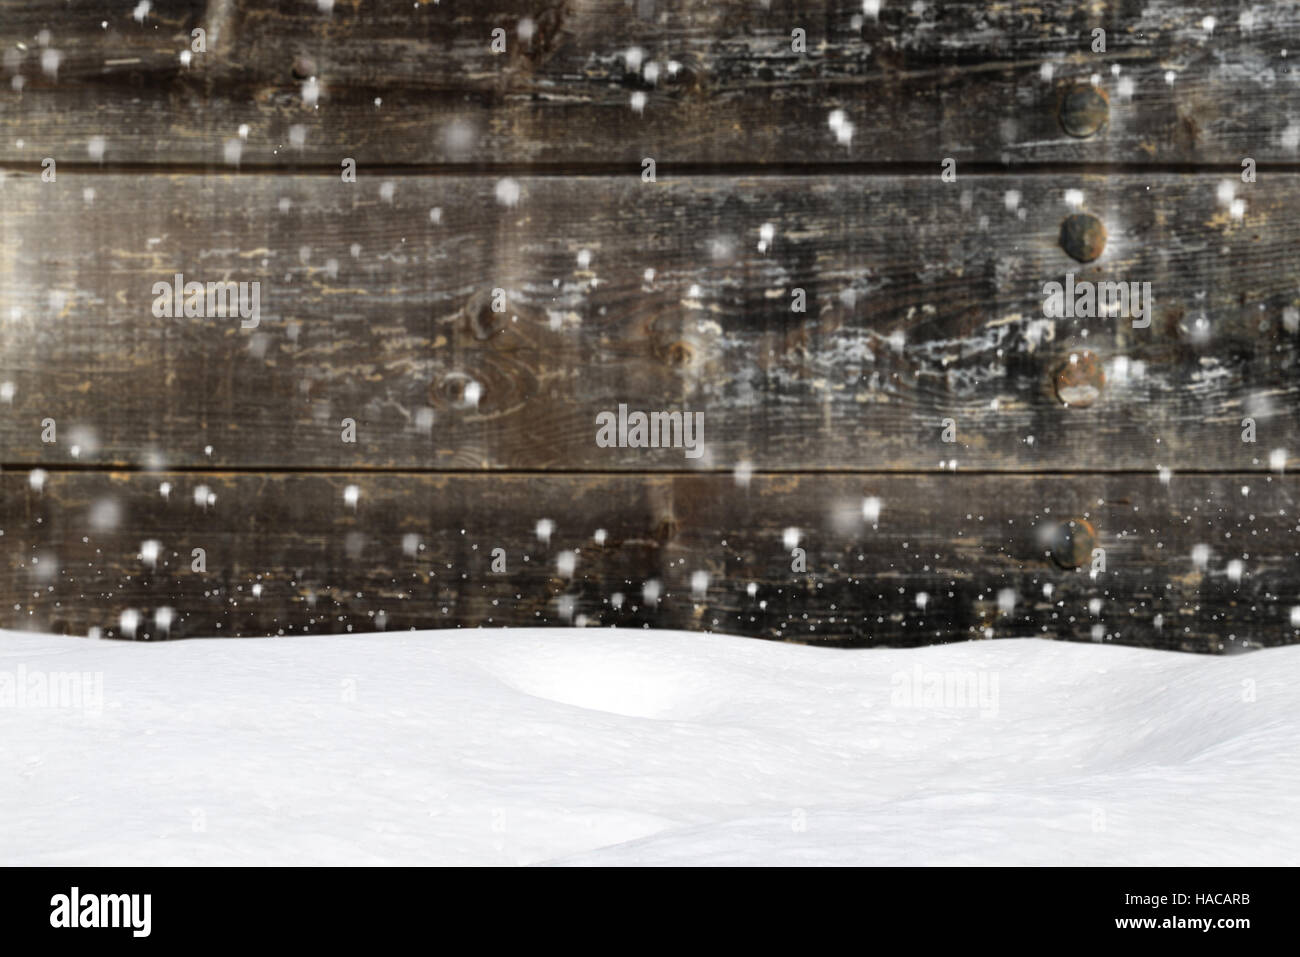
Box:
2, 1, 1297, 650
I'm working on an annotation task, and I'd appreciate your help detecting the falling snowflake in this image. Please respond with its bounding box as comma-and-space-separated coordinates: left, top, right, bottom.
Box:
556, 551, 577, 578
119, 609, 141, 638
495, 178, 521, 207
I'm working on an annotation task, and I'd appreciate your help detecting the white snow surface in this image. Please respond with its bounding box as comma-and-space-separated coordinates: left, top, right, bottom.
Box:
2, 628, 1297, 866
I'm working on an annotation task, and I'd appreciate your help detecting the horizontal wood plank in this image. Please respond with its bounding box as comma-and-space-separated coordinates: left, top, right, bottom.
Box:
0, 470, 1293, 652
1, 171, 1297, 470
2, 0, 1297, 165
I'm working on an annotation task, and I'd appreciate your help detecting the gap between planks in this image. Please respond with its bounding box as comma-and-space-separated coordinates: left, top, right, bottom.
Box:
0, 465, 1288, 477
0, 161, 1293, 178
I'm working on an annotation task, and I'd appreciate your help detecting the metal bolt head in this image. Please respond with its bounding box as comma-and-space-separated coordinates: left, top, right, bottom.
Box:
1055, 351, 1105, 407
1050, 518, 1097, 569
1059, 86, 1109, 138
1060, 213, 1107, 262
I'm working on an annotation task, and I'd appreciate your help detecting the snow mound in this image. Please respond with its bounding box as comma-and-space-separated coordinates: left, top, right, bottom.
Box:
1, 629, 1297, 866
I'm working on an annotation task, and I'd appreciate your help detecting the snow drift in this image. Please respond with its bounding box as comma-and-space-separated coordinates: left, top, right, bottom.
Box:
1, 628, 1296, 866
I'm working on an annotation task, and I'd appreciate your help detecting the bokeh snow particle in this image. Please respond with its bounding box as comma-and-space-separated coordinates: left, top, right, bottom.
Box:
690, 570, 710, 598
119, 609, 141, 639
1191, 544, 1210, 570
89, 498, 121, 530
415, 407, 435, 434
495, 178, 521, 207
556, 550, 577, 579
827, 109, 854, 146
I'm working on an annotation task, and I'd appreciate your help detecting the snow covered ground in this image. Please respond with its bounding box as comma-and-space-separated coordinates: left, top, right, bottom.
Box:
2, 628, 1297, 866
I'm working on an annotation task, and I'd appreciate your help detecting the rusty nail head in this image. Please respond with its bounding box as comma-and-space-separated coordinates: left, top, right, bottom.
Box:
1050, 518, 1097, 569
1060, 86, 1109, 138
1054, 351, 1105, 407
1060, 212, 1107, 263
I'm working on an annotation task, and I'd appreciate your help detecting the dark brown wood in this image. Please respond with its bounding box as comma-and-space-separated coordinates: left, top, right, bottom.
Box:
4, 2, 1296, 651
2, 0, 1295, 165
1, 470, 1293, 651
0, 171, 1295, 471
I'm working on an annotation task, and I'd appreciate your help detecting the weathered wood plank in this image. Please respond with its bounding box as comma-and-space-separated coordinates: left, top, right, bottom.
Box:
2, 0, 1296, 165
1, 470, 1293, 652
1, 171, 1296, 470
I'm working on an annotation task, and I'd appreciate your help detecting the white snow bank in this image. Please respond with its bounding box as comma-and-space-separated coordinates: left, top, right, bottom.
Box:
2, 629, 1297, 866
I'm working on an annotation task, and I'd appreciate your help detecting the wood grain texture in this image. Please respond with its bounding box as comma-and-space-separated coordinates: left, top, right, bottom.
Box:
2, 0, 1296, 165
1, 171, 1296, 470
1, 470, 1294, 651
4, 2, 1296, 651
